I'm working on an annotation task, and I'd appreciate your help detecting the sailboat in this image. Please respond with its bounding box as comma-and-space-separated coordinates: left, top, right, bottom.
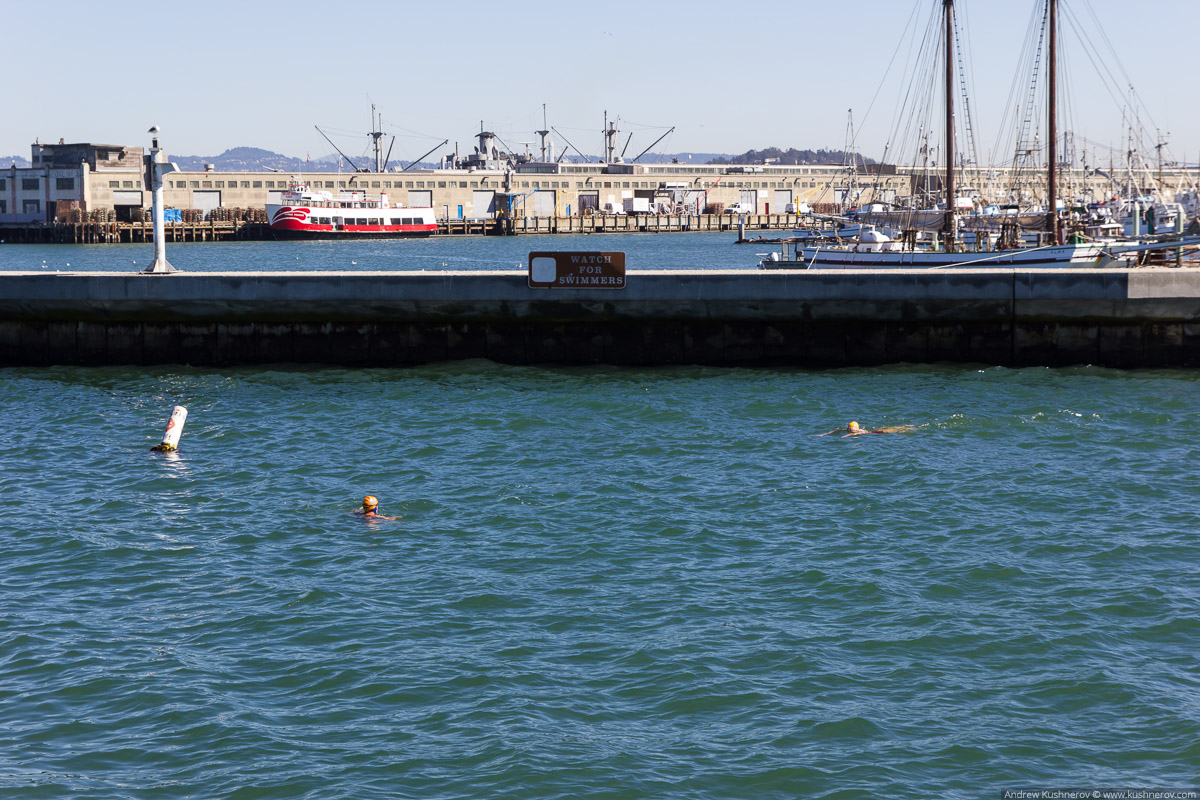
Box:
760, 0, 1188, 270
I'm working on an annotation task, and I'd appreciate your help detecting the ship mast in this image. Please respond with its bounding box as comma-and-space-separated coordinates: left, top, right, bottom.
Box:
372, 105, 384, 173
1047, 0, 1058, 241
944, 0, 956, 250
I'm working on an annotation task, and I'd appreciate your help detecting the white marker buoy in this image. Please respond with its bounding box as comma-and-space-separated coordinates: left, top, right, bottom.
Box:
151, 406, 188, 451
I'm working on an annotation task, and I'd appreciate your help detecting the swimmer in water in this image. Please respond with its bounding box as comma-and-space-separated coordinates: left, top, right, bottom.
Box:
354, 495, 400, 521
818, 421, 917, 437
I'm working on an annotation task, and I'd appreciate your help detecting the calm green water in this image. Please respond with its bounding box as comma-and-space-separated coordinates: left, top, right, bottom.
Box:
1, 362, 1197, 798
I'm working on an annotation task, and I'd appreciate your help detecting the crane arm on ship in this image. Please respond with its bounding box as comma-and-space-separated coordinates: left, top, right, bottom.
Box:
400, 139, 450, 172
551, 127, 591, 163
631, 127, 675, 163
381, 136, 396, 172
315, 125, 362, 173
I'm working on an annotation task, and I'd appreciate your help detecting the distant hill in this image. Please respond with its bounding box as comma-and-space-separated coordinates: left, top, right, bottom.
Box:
624, 152, 728, 165
2, 145, 868, 172
709, 147, 876, 167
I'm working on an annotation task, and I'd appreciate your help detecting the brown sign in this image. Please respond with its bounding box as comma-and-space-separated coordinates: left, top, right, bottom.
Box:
528, 251, 626, 289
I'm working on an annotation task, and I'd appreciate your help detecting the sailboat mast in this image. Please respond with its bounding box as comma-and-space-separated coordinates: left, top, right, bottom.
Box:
944, 0, 956, 248
1047, 0, 1058, 240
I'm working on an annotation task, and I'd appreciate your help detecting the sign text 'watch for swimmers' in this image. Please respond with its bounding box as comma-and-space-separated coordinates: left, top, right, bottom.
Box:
528, 252, 626, 288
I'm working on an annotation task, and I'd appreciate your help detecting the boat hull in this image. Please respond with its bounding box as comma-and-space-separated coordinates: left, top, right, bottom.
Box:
762, 242, 1114, 269
269, 226, 436, 240
266, 203, 438, 239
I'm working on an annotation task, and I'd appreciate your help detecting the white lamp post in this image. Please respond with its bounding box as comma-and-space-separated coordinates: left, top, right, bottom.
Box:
143, 126, 180, 274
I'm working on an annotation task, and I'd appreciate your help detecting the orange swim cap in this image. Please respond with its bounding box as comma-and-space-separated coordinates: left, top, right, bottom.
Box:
362, 495, 379, 509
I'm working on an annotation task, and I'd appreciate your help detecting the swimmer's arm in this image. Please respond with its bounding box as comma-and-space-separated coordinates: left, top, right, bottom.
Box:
817, 429, 842, 436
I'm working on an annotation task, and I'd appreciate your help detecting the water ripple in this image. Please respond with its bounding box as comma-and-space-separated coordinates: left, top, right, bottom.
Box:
0, 364, 1198, 797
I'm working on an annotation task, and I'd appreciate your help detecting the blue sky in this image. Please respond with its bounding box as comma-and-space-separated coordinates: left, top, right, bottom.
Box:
7, 0, 1199, 167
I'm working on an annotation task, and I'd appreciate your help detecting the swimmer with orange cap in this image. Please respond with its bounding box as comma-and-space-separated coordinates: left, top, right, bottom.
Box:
819, 421, 917, 437
354, 495, 400, 521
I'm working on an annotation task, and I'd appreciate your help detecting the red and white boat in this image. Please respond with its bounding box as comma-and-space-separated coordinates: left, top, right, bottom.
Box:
266, 182, 437, 238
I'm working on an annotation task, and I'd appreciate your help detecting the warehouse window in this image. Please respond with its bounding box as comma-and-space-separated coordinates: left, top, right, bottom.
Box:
371, 181, 380, 188
56, 178, 74, 190
215, 181, 224, 188
202, 181, 212, 188
241, 181, 250, 188
189, 181, 199, 188
253, 181, 262, 188
22, 178, 39, 190
0, 179, 5, 190
109, 181, 120, 188
123, 181, 134, 188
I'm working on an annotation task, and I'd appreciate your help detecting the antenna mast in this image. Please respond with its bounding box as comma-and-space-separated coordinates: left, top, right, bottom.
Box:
603, 111, 618, 163
536, 104, 550, 162
371, 104, 385, 173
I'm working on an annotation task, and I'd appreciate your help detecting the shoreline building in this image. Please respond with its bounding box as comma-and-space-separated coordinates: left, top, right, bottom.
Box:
3, 139, 1198, 224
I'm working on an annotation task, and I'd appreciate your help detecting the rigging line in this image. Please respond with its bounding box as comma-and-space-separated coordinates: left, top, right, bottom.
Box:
1009, 0, 1049, 200
1059, 4, 1144, 126
1077, 0, 1135, 100
989, 0, 1042, 168
1074, 0, 1162, 135
889, 2, 940, 168
880, 1, 926, 159
1060, 4, 1168, 172
952, 6, 979, 168
852, 0, 923, 150
318, 126, 376, 137
387, 126, 450, 141
618, 120, 673, 129
960, 0, 989, 172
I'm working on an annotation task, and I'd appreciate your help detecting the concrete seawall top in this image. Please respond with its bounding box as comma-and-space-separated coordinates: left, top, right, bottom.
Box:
2, 268, 1200, 324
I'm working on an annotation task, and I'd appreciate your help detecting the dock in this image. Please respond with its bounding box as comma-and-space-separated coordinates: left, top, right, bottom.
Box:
0, 214, 801, 243
2, 268, 1199, 367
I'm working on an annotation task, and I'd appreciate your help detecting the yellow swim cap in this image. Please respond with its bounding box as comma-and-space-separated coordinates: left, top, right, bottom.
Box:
363, 495, 379, 509
848, 421, 860, 430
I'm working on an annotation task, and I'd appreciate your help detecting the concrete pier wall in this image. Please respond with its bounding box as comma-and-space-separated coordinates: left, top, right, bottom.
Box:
2, 269, 1200, 367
